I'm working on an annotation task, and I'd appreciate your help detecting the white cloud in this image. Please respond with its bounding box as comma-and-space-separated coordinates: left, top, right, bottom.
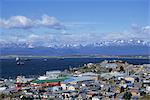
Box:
142, 26, 150, 34
102, 25, 150, 41
28, 34, 40, 39
0, 16, 33, 29
0, 15, 64, 29
0, 19, 150, 47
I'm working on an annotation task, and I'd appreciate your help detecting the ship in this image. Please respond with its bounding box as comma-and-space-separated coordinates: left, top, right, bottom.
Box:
16, 57, 25, 65
43, 58, 48, 62
16, 61, 24, 65
16, 57, 20, 62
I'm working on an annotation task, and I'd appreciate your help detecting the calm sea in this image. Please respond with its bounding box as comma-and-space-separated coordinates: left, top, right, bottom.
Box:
0, 58, 150, 78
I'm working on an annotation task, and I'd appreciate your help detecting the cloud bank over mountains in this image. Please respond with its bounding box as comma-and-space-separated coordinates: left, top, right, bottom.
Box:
0, 15, 150, 47
102, 25, 150, 41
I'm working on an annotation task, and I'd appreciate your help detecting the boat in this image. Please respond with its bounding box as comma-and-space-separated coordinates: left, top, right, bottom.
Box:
24, 58, 31, 61
16, 61, 24, 65
43, 58, 48, 62
16, 57, 20, 62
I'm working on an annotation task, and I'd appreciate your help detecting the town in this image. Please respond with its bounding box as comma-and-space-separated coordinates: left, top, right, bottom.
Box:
0, 60, 150, 100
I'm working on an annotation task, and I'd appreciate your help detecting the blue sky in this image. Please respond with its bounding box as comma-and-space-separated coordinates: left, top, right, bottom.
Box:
0, 0, 149, 46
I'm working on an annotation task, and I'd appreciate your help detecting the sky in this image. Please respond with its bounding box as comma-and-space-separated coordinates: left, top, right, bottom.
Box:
0, 0, 150, 47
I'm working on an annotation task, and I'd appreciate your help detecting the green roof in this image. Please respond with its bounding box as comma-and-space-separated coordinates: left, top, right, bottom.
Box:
31, 77, 67, 84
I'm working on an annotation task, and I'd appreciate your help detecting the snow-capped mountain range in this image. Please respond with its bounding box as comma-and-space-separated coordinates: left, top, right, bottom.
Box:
1, 39, 150, 56
0, 39, 150, 48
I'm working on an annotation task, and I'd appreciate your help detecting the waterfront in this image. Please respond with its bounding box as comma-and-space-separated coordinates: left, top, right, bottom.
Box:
1, 0, 150, 99
0, 59, 150, 99
0, 58, 150, 78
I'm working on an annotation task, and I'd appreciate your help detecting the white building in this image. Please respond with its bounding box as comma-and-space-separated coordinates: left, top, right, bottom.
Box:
46, 71, 61, 79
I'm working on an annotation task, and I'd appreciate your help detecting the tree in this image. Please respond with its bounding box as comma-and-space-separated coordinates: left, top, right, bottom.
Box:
119, 66, 124, 72
120, 86, 124, 93
0, 94, 5, 99
109, 68, 113, 72
123, 91, 132, 100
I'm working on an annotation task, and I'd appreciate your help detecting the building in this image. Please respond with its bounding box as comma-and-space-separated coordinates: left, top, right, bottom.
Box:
46, 71, 61, 79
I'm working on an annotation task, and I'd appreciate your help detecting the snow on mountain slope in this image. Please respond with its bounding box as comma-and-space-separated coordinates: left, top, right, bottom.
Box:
0, 39, 150, 48
0, 39, 150, 56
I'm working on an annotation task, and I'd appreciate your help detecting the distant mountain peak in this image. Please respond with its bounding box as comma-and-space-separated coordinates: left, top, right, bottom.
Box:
0, 39, 150, 48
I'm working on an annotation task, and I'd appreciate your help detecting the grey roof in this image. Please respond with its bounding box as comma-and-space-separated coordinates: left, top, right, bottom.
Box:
101, 72, 125, 79
80, 72, 99, 76
101, 63, 118, 68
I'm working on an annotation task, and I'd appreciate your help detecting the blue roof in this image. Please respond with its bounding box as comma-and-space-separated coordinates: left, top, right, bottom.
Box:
64, 78, 75, 83
63, 76, 93, 83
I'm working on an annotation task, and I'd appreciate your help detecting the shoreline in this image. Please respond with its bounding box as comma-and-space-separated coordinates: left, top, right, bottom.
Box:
0, 55, 150, 59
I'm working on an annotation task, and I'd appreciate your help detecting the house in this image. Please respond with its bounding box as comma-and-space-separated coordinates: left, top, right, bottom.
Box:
67, 84, 79, 91
79, 72, 99, 81
84, 63, 95, 68
61, 83, 67, 90
52, 86, 62, 92
100, 62, 118, 69
0, 87, 7, 92
16, 76, 34, 83
78, 93, 87, 100
114, 86, 120, 93
124, 77, 135, 84
101, 72, 125, 80
38, 76, 48, 80
16, 76, 34, 89
92, 96, 102, 100
105, 92, 115, 98
61, 91, 72, 99
146, 86, 150, 92
87, 91, 99, 99
130, 87, 140, 97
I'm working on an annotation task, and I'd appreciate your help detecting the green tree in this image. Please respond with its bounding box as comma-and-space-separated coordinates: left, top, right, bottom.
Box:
123, 91, 132, 100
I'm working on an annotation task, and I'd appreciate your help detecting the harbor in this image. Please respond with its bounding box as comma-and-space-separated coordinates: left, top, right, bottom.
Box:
0, 0, 149, 99
0, 57, 150, 78
0, 60, 150, 99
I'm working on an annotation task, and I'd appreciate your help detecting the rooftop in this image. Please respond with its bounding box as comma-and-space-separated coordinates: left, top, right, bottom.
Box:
31, 77, 67, 84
